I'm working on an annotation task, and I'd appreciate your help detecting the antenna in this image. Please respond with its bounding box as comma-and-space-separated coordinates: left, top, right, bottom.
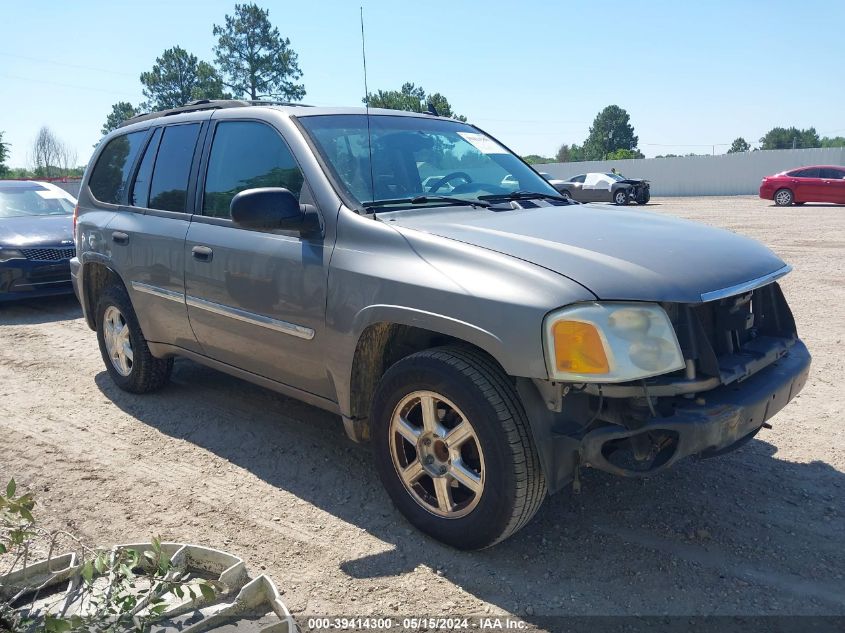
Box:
360, 6, 376, 210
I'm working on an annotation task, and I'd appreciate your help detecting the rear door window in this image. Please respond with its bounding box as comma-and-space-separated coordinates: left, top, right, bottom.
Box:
202, 121, 304, 218
790, 168, 820, 178
88, 131, 146, 204
148, 123, 202, 213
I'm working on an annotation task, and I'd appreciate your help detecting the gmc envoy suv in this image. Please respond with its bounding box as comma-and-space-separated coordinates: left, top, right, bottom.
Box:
72, 100, 810, 549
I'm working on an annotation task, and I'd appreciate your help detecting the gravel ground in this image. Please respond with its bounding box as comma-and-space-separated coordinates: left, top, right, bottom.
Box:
0, 195, 843, 628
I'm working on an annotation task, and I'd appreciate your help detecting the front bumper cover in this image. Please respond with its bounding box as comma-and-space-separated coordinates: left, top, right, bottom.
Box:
0, 258, 74, 301
580, 340, 811, 477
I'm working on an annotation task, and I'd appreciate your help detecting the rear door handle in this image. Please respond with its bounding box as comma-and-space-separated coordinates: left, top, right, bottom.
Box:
112, 231, 129, 245
191, 245, 213, 262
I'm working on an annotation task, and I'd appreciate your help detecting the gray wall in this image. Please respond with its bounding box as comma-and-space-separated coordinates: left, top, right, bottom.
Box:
539, 148, 845, 196
53, 180, 82, 198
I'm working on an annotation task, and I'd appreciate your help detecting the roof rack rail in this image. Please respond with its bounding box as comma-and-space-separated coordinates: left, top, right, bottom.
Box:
118, 99, 311, 128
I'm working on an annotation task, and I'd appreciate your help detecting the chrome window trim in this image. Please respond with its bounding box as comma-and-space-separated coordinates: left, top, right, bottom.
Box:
185, 295, 315, 340
130, 281, 185, 303
700, 265, 792, 303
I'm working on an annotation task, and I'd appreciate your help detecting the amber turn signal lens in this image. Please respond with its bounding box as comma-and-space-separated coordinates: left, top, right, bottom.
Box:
552, 320, 610, 374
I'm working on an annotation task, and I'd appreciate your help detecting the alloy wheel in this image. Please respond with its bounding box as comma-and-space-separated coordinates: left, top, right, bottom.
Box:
103, 305, 133, 376
388, 390, 485, 519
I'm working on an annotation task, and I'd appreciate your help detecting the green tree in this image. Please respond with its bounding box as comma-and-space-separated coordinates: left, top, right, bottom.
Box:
140, 46, 226, 111
101, 102, 138, 136
727, 137, 750, 153
759, 126, 820, 150
213, 3, 305, 101
365, 82, 466, 121
606, 148, 644, 160
522, 154, 554, 165
582, 105, 639, 160
0, 131, 9, 177
555, 143, 586, 162
820, 136, 845, 148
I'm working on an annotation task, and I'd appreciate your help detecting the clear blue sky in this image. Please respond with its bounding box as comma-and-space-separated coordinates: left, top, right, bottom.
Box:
2, 0, 843, 167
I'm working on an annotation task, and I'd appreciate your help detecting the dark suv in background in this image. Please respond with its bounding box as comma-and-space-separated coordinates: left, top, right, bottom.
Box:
72, 100, 810, 549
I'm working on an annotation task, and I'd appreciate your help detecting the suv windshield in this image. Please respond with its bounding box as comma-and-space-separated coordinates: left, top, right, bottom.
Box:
298, 114, 559, 210
0, 185, 75, 218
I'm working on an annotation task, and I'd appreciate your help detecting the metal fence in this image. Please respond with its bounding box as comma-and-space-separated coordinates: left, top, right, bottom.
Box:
537, 148, 845, 197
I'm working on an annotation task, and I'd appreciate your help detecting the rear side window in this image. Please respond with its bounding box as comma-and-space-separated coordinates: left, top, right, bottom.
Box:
130, 128, 162, 208
89, 131, 146, 204
569, 174, 586, 183
202, 121, 304, 218
148, 123, 202, 212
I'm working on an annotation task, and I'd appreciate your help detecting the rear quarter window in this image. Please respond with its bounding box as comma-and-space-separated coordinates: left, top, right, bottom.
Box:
88, 131, 146, 204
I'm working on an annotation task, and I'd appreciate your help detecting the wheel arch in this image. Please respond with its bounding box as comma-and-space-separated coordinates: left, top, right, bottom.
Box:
80, 256, 127, 331
343, 307, 512, 442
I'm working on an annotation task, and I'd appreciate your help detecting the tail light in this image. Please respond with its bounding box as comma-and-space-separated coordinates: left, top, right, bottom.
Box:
72, 204, 80, 242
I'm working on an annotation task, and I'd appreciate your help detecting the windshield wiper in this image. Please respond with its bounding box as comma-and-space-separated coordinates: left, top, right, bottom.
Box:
364, 196, 489, 212
478, 191, 576, 204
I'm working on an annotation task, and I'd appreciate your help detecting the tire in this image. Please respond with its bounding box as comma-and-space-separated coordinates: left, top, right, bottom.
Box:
794, 201, 806, 206
614, 189, 629, 205
636, 191, 650, 205
371, 346, 546, 549
559, 190, 572, 201
774, 188, 794, 206
96, 285, 173, 393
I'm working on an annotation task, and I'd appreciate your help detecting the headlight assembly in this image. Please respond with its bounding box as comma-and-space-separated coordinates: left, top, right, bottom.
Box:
0, 248, 25, 262
543, 302, 685, 382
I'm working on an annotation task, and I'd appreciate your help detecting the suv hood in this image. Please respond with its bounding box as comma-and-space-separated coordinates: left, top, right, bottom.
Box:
385, 204, 787, 303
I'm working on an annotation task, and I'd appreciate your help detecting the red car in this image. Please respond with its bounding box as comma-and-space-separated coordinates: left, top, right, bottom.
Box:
760, 165, 845, 206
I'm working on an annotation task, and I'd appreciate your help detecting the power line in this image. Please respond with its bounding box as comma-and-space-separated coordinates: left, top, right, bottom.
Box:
0, 72, 138, 99
0, 52, 136, 77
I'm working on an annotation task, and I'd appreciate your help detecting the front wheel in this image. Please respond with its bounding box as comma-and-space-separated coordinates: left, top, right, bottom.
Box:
96, 285, 173, 393
559, 189, 572, 201
614, 189, 629, 205
371, 347, 546, 549
774, 188, 794, 206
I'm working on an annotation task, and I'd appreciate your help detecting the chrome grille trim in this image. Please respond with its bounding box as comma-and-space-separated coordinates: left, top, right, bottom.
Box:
700, 265, 792, 303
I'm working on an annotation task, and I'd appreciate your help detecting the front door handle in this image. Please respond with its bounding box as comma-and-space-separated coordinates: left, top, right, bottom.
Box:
191, 245, 213, 262
112, 231, 129, 245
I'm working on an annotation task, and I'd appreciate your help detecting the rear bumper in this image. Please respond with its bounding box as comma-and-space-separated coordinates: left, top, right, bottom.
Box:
0, 259, 74, 302
759, 183, 775, 199
580, 340, 811, 477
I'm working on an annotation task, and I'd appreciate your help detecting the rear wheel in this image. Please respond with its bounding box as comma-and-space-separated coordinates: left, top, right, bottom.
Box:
371, 347, 546, 549
614, 189, 629, 205
774, 188, 794, 206
96, 285, 173, 393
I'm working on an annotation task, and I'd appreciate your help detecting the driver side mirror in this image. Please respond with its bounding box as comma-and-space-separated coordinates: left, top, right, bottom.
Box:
230, 187, 320, 235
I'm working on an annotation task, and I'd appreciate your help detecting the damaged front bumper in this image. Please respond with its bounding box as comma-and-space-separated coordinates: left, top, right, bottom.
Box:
580, 340, 811, 477
517, 336, 811, 494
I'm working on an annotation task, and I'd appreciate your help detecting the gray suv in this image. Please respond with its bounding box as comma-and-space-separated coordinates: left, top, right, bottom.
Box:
72, 100, 810, 549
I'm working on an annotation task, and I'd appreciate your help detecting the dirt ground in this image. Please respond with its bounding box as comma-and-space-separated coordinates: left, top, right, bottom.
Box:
1, 195, 843, 627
